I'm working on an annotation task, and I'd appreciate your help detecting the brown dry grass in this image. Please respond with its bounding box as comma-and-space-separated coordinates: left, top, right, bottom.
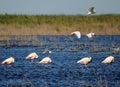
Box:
0, 23, 119, 35
0, 15, 120, 35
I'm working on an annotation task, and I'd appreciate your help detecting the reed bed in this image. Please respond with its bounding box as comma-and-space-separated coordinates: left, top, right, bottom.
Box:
0, 14, 120, 35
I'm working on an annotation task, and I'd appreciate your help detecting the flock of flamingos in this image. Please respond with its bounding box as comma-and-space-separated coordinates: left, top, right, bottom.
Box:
1, 31, 115, 65
0, 6, 100, 65
0, 5, 98, 65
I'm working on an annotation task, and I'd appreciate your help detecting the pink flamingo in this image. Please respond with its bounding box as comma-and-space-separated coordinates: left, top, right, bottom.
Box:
1, 57, 15, 65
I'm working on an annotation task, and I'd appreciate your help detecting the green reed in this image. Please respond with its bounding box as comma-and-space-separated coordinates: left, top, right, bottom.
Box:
0, 14, 120, 35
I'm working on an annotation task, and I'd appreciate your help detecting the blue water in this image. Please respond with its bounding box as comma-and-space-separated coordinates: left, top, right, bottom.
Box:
0, 35, 120, 87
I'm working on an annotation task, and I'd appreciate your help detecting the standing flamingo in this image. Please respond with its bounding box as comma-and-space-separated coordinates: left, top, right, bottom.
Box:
26, 52, 38, 63
102, 56, 114, 64
1, 57, 15, 65
39, 57, 52, 64
77, 57, 92, 65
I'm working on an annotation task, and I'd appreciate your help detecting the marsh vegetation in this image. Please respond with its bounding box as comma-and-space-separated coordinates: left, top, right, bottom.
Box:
0, 14, 120, 35
0, 14, 120, 87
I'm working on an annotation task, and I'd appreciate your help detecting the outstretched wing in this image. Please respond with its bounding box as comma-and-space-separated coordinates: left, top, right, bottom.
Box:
89, 7, 94, 12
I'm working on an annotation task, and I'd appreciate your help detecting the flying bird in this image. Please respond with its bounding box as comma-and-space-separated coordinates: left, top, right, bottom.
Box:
102, 56, 114, 64
86, 32, 95, 38
39, 57, 52, 64
1, 57, 15, 65
77, 57, 92, 65
71, 31, 81, 39
87, 7, 96, 15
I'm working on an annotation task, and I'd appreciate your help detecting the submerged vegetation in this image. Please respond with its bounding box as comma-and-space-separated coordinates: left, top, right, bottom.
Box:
0, 14, 120, 35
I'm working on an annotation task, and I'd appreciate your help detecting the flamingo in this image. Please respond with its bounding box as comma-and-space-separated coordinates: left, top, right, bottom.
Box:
1, 57, 15, 65
87, 7, 96, 15
26, 52, 38, 62
102, 56, 114, 64
39, 57, 52, 64
86, 32, 95, 38
77, 57, 92, 65
71, 31, 81, 39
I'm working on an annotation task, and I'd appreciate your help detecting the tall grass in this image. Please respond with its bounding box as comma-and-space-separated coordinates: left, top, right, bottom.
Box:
0, 14, 120, 35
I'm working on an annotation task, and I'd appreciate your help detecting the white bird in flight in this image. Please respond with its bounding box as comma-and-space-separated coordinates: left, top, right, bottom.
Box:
87, 7, 96, 15
71, 31, 81, 39
1, 57, 15, 65
86, 32, 95, 38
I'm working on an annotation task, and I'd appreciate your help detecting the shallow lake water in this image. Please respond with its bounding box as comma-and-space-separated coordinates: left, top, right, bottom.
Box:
0, 35, 120, 87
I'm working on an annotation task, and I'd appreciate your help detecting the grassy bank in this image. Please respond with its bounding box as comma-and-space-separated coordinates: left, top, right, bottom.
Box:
0, 14, 120, 35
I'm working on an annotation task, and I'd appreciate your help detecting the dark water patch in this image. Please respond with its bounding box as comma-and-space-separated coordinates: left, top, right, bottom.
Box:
0, 35, 120, 87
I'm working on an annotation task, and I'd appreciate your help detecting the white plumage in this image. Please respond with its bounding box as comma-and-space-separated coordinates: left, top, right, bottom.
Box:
71, 31, 81, 39
87, 7, 96, 15
26, 52, 38, 59
77, 57, 92, 65
86, 32, 95, 38
102, 56, 114, 64
1, 57, 15, 65
39, 57, 52, 64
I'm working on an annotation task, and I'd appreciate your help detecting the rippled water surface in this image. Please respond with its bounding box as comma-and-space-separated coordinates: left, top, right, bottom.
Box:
0, 35, 120, 87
